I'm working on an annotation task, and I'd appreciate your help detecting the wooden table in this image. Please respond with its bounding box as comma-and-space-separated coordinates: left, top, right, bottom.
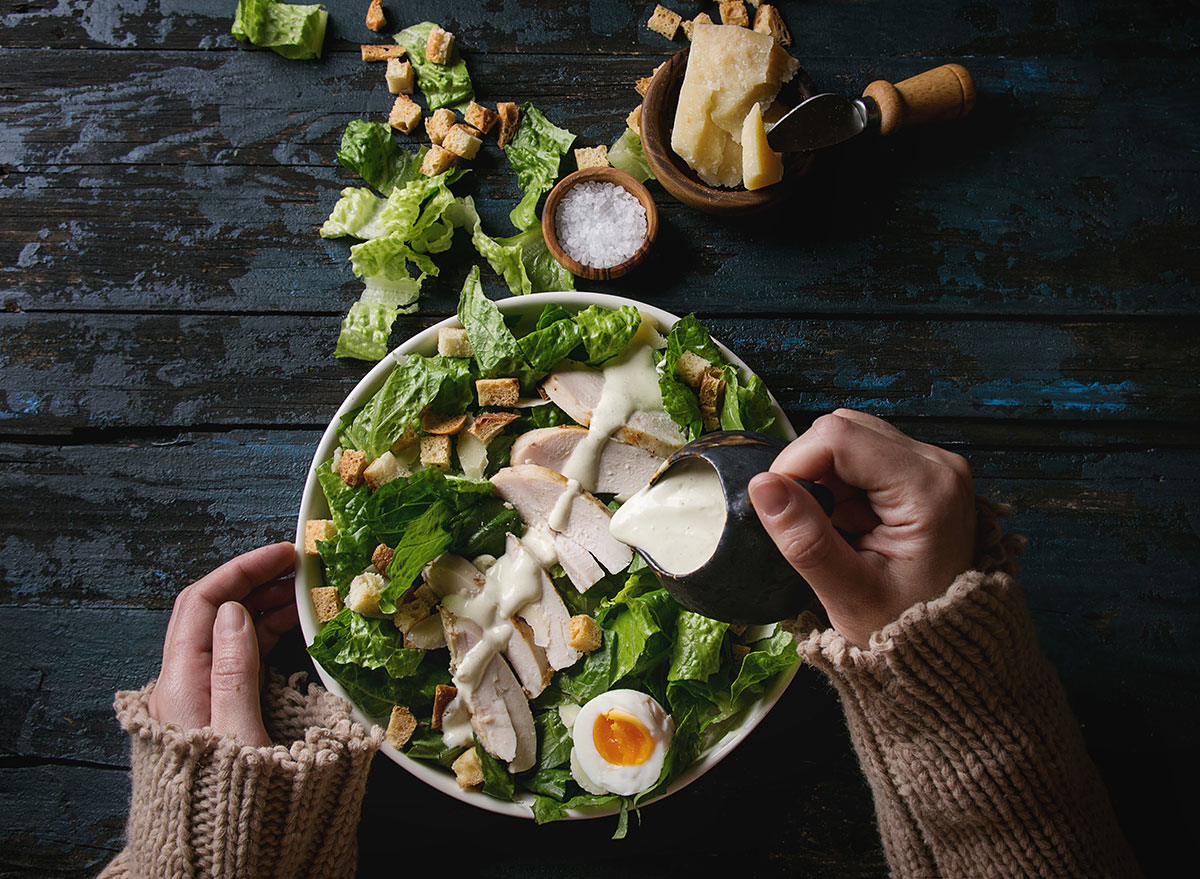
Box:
2, 1, 1196, 875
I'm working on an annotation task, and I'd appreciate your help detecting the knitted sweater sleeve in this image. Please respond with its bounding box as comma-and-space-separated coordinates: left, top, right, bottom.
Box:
795, 499, 1141, 879
98, 671, 382, 879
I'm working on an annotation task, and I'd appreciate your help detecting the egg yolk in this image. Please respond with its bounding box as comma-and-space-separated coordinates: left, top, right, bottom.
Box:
592, 708, 655, 766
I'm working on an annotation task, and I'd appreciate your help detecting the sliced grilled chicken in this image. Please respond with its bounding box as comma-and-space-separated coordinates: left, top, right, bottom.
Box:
507, 618, 552, 697
553, 532, 606, 593
510, 426, 665, 496
440, 608, 536, 772
506, 534, 583, 670
423, 553, 484, 599
540, 363, 686, 458
491, 465, 632, 575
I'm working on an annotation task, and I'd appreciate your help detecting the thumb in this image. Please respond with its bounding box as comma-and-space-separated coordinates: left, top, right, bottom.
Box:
210, 602, 271, 746
749, 473, 869, 606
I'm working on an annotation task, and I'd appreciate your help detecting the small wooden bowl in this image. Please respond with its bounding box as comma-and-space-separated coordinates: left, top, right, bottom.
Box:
541, 167, 658, 281
640, 48, 820, 216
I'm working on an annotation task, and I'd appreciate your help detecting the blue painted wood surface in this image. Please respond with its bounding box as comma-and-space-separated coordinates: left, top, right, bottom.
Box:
1, 1, 1197, 876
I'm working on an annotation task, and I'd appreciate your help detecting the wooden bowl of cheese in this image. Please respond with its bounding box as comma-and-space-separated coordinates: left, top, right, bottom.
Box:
640, 26, 818, 215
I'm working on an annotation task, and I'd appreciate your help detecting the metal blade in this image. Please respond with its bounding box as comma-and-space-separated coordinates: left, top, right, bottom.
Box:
765, 93, 871, 153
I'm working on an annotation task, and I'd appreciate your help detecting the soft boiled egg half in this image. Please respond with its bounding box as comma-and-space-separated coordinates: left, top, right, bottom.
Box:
570, 689, 674, 796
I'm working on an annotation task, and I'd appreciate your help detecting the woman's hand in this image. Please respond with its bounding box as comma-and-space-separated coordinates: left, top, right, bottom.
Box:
148, 542, 299, 745
749, 410, 976, 648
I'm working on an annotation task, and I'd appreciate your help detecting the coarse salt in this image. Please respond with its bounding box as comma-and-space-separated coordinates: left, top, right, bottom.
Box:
554, 182, 647, 269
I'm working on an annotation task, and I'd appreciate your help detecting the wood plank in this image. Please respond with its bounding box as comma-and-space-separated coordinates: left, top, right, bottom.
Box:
2, 50, 1197, 316
1, 313, 1197, 436
2, 0, 1195, 57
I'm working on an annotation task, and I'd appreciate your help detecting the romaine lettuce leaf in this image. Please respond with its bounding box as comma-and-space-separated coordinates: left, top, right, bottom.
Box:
450, 196, 575, 297
456, 266, 530, 379
475, 739, 516, 801
315, 525, 374, 598
334, 301, 399, 361
334, 121, 418, 196
531, 792, 620, 826
341, 354, 472, 460
730, 626, 800, 706
504, 104, 576, 230
232, 0, 327, 60
517, 318, 582, 374
315, 459, 368, 533
534, 709, 573, 770
405, 722, 466, 766
667, 610, 729, 682
320, 187, 388, 239
608, 128, 655, 183
395, 22, 474, 110
521, 767, 574, 800
494, 225, 576, 294
575, 304, 642, 365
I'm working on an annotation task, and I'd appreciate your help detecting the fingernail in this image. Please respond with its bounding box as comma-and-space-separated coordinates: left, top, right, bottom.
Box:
216, 602, 246, 636
750, 475, 791, 517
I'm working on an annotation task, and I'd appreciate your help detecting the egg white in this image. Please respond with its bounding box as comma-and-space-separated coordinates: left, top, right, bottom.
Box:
570, 689, 674, 796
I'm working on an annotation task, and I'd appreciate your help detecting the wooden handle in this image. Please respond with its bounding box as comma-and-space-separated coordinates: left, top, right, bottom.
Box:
862, 63, 976, 136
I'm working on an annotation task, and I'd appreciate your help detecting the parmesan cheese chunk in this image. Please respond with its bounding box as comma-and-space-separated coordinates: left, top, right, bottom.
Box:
741, 103, 784, 191
670, 23, 799, 187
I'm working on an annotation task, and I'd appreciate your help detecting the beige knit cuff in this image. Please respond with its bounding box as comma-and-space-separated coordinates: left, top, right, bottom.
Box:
107, 671, 382, 879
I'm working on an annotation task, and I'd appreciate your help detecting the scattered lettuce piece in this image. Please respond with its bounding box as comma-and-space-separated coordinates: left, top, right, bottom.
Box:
320, 188, 388, 239
609, 128, 655, 183
575, 304, 642, 365
494, 225, 576, 294
232, 0, 327, 60
450, 197, 575, 298
504, 104, 576, 230
396, 22, 474, 110
456, 266, 530, 379
334, 121, 419, 196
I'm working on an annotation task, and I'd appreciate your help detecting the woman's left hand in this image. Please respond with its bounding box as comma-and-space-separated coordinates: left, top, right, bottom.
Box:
148, 542, 299, 746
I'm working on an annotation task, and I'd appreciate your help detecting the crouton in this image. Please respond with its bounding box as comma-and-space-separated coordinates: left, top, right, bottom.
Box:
452, 747, 484, 789
338, 449, 367, 486
372, 544, 394, 574
729, 623, 748, 637
346, 572, 386, 615
385, 58, 413, 94
364, 451, 405, 491
699, 370, 726, 431
310, 586, 342, 623
753, 4, 791, 46
388, 94, 422, 134
385, 705, 417, 748
476, 377, 520, 407
437, 325, 472, 358
443, 124, 482, 160
365, 0, 386, 32
747, 0, 761, 6
496, 102, 520, 148
390, 426, 418, 453
626, 105, 642, 133
432, 684, 458, 730
467, 411, 518, 445
568, 615, 602, 653
420, 434, 452, 469
421, 411, 468, 435
647, 5, 682, 40
304, 519, 337, 554
635, 63, 666, 97
464, 101, 499, 135
361, 44, 405, 61
682, 12, 714, 40
575, 145, 610, 170
425, 108, 456, 146
425, 25, 454, 64
420, 144, 456, 177
675, 350, 714, 387
719, 1, 750, 27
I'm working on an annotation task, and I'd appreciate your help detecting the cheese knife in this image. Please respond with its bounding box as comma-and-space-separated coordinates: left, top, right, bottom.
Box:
766, 63, 976, 152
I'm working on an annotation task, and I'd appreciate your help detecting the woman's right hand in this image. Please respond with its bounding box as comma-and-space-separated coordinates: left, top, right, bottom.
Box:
748, 409, 978, 648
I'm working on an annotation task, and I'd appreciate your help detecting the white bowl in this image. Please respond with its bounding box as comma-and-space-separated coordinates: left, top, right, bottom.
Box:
295, 291, 799, 820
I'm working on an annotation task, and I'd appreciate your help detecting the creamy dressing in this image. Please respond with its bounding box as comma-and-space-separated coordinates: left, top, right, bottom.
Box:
609, 458, 728, 575
560, 342, 666, 492
549, 478, 581, 531
440, 537, 556, 749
